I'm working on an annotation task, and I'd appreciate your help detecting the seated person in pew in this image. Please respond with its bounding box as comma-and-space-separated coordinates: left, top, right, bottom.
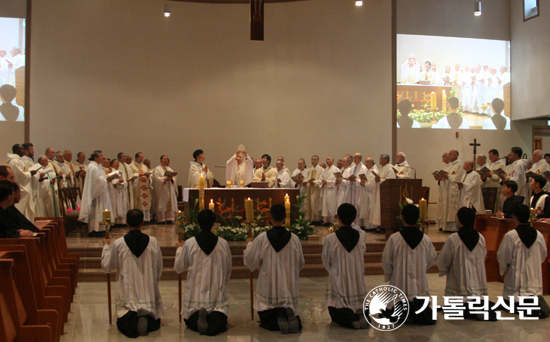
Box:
174, 209, 232, 336
497, 181, 524, 219
530, 175, 550, 219
496, 204, 550, 318
101, 209, 165, 337
322, 203, 369, 329
244, 204, 304, 334
4, 182, 39, 232
382, 204, 437, 325
0, 180, 35, 238
436, 207, 497, 321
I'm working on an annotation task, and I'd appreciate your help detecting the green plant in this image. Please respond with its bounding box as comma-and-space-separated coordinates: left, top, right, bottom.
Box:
290, 193, 318, 240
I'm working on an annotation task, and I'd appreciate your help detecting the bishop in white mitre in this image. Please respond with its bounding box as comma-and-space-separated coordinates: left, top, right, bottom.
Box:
130, 152, 153, 222
458, 161, 485, 214
152, 155, 178, 223
78, 152, 112, 232
320, 157, 339, 224
226, 150, 253, 187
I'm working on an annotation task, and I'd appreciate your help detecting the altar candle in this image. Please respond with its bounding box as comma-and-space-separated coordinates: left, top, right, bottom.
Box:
284, 193, 290, 203
199, 174, 205, 190
285, 199, 291, 228
430, 91, 437, 111
209, 199, 215, 211
103, 209, 111, 224
245, 198, 254, 222
419, 198, 428, 220
442, 90, 447, 113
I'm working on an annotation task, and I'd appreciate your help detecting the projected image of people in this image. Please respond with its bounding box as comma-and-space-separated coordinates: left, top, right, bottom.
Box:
0, 18, 26, 123
396, 34, 510, 130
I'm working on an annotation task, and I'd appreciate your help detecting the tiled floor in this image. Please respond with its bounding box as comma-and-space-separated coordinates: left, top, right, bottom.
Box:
63, 275, 550, 341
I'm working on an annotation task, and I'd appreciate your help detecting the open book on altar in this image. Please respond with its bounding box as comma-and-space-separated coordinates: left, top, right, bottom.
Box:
291, 173, 304, 183
106, 171, 121, 181
164, 171, 178, 177
28, 164, 43, 172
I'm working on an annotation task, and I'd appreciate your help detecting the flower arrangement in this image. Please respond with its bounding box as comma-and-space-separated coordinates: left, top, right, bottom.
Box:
289, 193, 318, 240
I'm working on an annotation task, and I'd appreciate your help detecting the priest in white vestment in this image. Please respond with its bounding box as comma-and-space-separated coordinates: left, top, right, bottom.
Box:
152, 155, 178, 223
394, 152, 413, 179
21, 144, 40, 213
102, 209, 164, 337
528, 150, 550, 194
73, 152, 89, 192
78, 152, 112, 234
320, 157, 339, 224
117, 153, 135, 210
500, 147, 529, 205
440, 150, 464, 232
225, 150, 253, 186
189, 149, 214, 188
322, 204, 369, 329
275, 161, 292, 188
340, 153, 366, 225
276, 156, 291, 176
497, 205, 548, 317
382, 205, 437, 324
370, 154, 396, 232
130, 152, 153, 222
435, 152, 451, 230
304, 155, 325, 222
244, 204, 304, 334
482, 149, 507, 212
458, 161, 485, 214
436, 208, 495, 320
400, 54, 420, 84
7, 144, 40, 221
253, 154, 278, 188
336, 157, 353, 208
290, 158, 309, 210
174, 209, 231, 336
358, 157, 379, 229
45, 147, 62, 217
109, 160, 128, 225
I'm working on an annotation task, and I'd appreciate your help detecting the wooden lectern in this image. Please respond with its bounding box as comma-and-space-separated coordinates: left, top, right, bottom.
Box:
380, 179, 423, 240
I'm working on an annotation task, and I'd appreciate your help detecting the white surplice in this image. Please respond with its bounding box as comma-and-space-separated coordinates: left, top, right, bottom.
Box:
118, 162, 135, 209
226, 154, 254, 186
382, 232, 436, 300
276, 168, 292, 188
101, 235, 165, 319
529, 160, 550, 193
458, 171, 486, 214
394, 161, 413, 179
508, 159, 528, 205
482, 114, 511, 130
7, 153, 35, 221
337, 166, 354, 207
340, 164, 367, 217
78, 161, 112, 232
365, 164, 396, 228
486, 158, 506, 212
305, 165, 324, 221
441, 160, 464, 232
109, 176, 128, 224
188, 161, 214, 188
358, 165, 379, 228
436, 162, 450, 229
322, 229, 367, 311
320, 165, 339, 221
174, 237, 232, 319
152, 165, 178, 221
436, 233, 488, 297
243, 231, 304, 313
253, 166, 278, 188
497, 229, 547, 297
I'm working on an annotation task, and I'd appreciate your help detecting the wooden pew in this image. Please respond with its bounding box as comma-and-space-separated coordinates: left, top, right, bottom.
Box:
40, 227, 77, 293
0, 238, 68, 324
0, 252, 56, 342
474, 214, 514, 282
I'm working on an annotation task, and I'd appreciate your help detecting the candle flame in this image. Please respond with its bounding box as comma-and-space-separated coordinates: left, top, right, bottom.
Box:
210, 199, 213, 203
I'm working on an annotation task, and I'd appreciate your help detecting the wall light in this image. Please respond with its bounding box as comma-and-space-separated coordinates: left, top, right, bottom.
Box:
355, 0, 363, 6
474, 1, 482, 16
164, 3, 171, 17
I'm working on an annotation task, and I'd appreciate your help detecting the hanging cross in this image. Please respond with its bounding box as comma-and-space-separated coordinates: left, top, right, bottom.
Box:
470, 138, 481, 163
250, 0, 264, 41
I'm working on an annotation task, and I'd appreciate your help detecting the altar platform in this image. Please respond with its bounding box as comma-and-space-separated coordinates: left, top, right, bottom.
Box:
68, 223, 450, 282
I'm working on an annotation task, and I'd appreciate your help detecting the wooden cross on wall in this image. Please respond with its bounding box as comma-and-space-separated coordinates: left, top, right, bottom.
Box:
470, 138, 481, 164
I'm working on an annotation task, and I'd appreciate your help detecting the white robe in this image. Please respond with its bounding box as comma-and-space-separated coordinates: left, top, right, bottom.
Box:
174, 237, 232, 319
276, 169, 292, 188
458, 171, 485, 214
365, 164, 396, 228
243, 231, 304, 312
119, 162, 135, 209
337, 166, 354, 207
358, 165, 379, 228
109, 175, 128, 223
253, 166, 278, 188
225, 154, 254, 186
482, 114, 511, 130
382, 232, 436, 300
101, 235, 164, 319
290, 168, 308, 190
435, 162, 450, 229
509, 159, 528, 205
152, 165, 178, 215
486, 159, 506, 212
341, 164, 367, 213
7, 153, 35, 221
78, 161, 112, 232
394, 160, 413, 179
436, 233, 488, 297
305, 165, 324, 221
497, 229, 547, 297
432, 116, 470, 129
188, 161, 214, 188
320, 165, 339, 220
441, 160, 464, 232
130, 162, 152, 221
322, 229, 367, 311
